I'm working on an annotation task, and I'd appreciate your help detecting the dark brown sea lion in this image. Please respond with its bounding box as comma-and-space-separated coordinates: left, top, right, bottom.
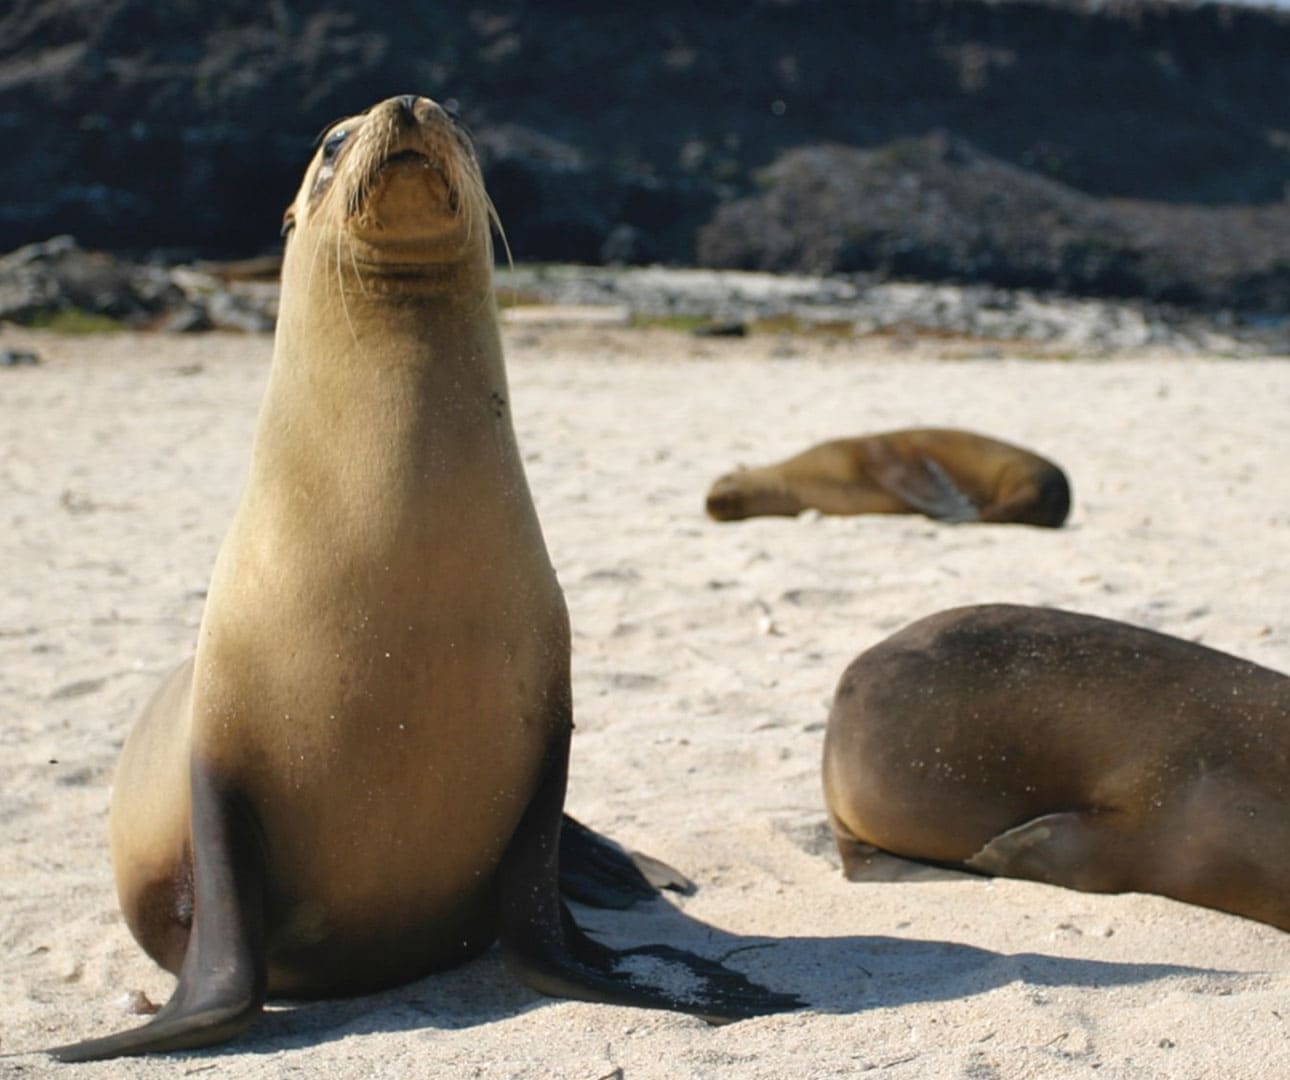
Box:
823, 604, 1290, 930
706, 429, 1070, 527
49, 95, 796, 1063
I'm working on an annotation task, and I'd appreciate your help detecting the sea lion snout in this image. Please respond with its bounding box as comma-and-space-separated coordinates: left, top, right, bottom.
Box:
320, 94, 489, 257
705, 475, 747, 521
377, 94, 453, 132
382, 95, 441, 127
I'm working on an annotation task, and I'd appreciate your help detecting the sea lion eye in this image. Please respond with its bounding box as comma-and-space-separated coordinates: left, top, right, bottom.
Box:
322, 129, 349, 163
312, 129, 350, 196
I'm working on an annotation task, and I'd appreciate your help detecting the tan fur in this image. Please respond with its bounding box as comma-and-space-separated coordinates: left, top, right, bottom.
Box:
109, 96, 567, 995
706, 429, 1070, 527
54, 98, 794, 1064
824, 604, 1290, 931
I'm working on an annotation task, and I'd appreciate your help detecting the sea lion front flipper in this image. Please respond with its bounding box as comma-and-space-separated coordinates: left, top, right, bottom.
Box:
499, 735, 802, 1022
869, 457, 980, 523
965, 809, 1133, 893
559, 814, 696, 909
48, 765, 268, 1062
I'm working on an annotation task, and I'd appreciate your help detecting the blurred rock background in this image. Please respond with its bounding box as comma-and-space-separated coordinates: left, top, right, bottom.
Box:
2, 0, 1289, 329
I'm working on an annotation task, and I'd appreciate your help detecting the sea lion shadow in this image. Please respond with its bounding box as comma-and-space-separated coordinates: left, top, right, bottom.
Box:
763, 934, 1230, 1014
570, 899, 1229, 1017
244, 900, 1229, 1054
245, 951, 556, 1051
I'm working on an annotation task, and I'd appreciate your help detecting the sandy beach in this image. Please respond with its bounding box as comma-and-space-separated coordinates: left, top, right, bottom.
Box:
2, 319, 1288, 1078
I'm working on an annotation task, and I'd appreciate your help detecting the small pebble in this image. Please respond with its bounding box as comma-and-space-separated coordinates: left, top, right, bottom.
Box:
116, 989, 160, 1015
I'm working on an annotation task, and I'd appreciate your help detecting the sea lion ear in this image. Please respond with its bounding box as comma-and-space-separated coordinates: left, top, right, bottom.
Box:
281, 207, 296, 239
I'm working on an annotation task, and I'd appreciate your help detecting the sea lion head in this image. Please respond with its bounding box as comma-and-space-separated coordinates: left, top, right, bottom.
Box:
705, 468, 805, 521
281, 95, 498, 281
705, 471, 754, 521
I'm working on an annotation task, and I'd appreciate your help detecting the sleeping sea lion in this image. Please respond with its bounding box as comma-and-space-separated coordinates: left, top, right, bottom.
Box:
706, 429, 1070, 527
823, 604, 1290, 930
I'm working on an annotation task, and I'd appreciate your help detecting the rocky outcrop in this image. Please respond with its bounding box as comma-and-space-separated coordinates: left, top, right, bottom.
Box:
1, 239, 1282, 353
0, 237, 276, 331
3, 0, 1290, 309
0, 236, 185, 327
496, 264, 1284, 355
696, 136, 1290, 309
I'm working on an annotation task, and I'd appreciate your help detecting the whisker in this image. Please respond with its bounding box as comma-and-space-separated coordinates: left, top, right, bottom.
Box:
334, 228, 361, 348
346, 231, 369, 297
486, 188, 512, 270
303, 195, 330, 299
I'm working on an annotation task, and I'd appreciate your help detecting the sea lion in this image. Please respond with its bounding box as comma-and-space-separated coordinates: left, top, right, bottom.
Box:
705, 428, 1070, 527
823, 604, 1290, 930
49, 95, 796, 1062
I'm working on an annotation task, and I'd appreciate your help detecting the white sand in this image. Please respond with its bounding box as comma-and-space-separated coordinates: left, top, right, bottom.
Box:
2, 322, 1288, 1078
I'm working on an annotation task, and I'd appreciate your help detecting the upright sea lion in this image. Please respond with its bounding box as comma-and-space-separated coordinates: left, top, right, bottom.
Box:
705, 429, 1070, 527
50, 95, 796, 1062
823, 604, 1290, 929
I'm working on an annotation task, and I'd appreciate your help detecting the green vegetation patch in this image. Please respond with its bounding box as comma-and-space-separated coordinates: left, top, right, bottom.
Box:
23, 308, 128, 334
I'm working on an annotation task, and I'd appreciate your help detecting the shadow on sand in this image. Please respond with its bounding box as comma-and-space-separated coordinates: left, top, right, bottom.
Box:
215, 891, 1227, 1056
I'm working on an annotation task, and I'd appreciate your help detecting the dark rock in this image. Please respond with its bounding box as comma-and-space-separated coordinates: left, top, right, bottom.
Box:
692, 320, 748, 338
697, 137, 1290, 310
0, 235, 183, 326
1, 347, 41, 366
0, 236, 279, 332
4, 1, 1290, 310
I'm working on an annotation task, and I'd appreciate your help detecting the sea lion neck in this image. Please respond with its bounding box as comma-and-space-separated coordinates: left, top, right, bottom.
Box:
281, 220, 495, 303
239, 264, 518, 540
267, 287, 506, 429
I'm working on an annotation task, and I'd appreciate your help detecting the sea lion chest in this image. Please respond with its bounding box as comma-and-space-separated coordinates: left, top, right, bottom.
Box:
187, 349, 568, 974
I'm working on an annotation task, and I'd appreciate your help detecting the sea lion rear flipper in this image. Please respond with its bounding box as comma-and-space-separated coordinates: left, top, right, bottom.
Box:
48, 766, 268, 1062
869, 457, 979, 522
500, 736, 802, 1022
559, 814, 696, 909
965, 809, 1133, 893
